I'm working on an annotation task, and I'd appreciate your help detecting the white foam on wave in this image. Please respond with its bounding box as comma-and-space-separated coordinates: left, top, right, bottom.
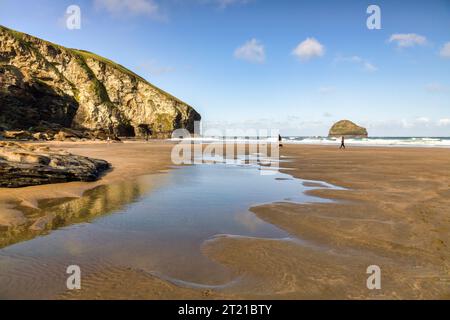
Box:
170, 136, 450, 148
283, 137, 450, 148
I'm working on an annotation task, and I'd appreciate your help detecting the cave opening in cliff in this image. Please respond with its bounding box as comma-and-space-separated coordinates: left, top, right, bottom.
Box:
116, 123, 136, 138
136, 124, 153, 140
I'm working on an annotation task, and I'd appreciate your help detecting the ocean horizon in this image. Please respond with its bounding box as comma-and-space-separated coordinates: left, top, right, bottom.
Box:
171, 136, 450, 148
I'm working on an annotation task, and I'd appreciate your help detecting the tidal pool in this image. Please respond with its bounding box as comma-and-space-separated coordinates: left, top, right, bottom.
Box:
0, 157, 337, 299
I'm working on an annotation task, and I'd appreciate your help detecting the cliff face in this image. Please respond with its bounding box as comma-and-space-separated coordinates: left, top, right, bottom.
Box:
329, 120, 368, 138
0, 25, 201, 138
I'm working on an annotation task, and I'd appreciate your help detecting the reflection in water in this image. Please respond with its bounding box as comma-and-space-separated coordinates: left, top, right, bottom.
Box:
0, 161, 335, 299
0, 176, 169, 249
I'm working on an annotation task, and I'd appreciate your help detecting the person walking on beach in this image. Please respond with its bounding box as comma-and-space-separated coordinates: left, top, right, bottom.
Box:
340, 136, 346, 149
279, 134, 283, 148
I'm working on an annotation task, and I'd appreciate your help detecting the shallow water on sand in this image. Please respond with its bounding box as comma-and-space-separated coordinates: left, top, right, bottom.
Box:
0, 158, 336, 299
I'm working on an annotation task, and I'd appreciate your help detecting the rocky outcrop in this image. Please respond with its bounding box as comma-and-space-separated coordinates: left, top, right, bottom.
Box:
329, 120, 368, 138
0, 25, 201, 139
0, 142, 110, 188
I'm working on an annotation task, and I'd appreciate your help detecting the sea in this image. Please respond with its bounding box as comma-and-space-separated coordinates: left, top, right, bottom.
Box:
171, 136, 450, 148
283, 136, 450, 147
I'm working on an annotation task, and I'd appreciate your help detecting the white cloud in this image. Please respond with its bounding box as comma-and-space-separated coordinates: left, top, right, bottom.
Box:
361, 118, 450, 136
438, 118, 450, 126
425, 83, 448, 93
415, 117, 430, 124
292, 38, 325, 61
318, 86, 335, 94
198, 0, 253, 9
363, 62, 377, 72
203, 118, 326, 135
94, 0, 163, 19
234, 38, 265, 64
439, 42, 450, 58
400, 117, 431, 129
400, 117, 433, 128
400, 119, 413, 129
334, 55, 378, 72
403, 117, 450, 129
388, 33, 427, 48
215, 0, 252, 9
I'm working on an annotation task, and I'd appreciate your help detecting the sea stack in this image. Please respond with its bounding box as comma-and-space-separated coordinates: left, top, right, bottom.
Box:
328, 120, 368, 138
0, 25, 201, 140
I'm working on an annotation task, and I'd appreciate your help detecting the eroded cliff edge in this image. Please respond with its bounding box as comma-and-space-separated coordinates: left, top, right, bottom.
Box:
0, 25, 201, 139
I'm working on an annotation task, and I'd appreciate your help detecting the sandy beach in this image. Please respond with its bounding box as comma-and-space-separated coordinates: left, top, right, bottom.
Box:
210, 145, 450, 299
1, 142, 450, 299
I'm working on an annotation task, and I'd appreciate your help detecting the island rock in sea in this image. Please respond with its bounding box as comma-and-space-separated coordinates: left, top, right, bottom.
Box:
0, 25, 201, 140
328, 120, 368, 138
0, 142, 110, 188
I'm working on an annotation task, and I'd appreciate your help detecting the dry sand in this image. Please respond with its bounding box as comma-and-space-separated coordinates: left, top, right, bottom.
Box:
2, 142, 450, 299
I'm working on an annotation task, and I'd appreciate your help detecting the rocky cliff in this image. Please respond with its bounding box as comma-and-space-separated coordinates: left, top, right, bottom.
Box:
0, 25, 201, 139
329, 120, 368, 138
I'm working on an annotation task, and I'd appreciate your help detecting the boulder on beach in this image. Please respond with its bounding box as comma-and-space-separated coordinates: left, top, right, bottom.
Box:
328, 120, 368, 138
2, 130, 32, 140
0, 142, 110, 188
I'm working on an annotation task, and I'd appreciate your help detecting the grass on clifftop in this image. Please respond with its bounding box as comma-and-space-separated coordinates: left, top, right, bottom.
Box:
73, 49, 148, 83
73, 49, 187, 106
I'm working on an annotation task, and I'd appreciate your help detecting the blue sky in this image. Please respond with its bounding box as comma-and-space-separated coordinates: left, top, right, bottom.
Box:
1, 0, 449, 136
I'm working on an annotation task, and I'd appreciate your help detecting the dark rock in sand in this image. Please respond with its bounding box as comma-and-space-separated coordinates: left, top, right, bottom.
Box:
0, 142, 110, 188
53, 128, 86, 141
2, 130, 33, 140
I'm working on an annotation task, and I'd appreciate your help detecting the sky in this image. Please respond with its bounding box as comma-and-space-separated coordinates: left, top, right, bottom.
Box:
0, 0, 449, 136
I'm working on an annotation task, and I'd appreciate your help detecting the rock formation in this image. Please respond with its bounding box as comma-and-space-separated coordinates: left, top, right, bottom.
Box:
329, 120, 368, 138
0, 142, 110, 188
0, 25, 201, 139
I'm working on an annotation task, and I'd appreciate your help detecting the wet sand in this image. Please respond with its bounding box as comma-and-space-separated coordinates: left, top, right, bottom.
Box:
221, 145, 450, 299
2, 142, 450, 299
71, 144, 450, 299
0, 141, 175, 228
